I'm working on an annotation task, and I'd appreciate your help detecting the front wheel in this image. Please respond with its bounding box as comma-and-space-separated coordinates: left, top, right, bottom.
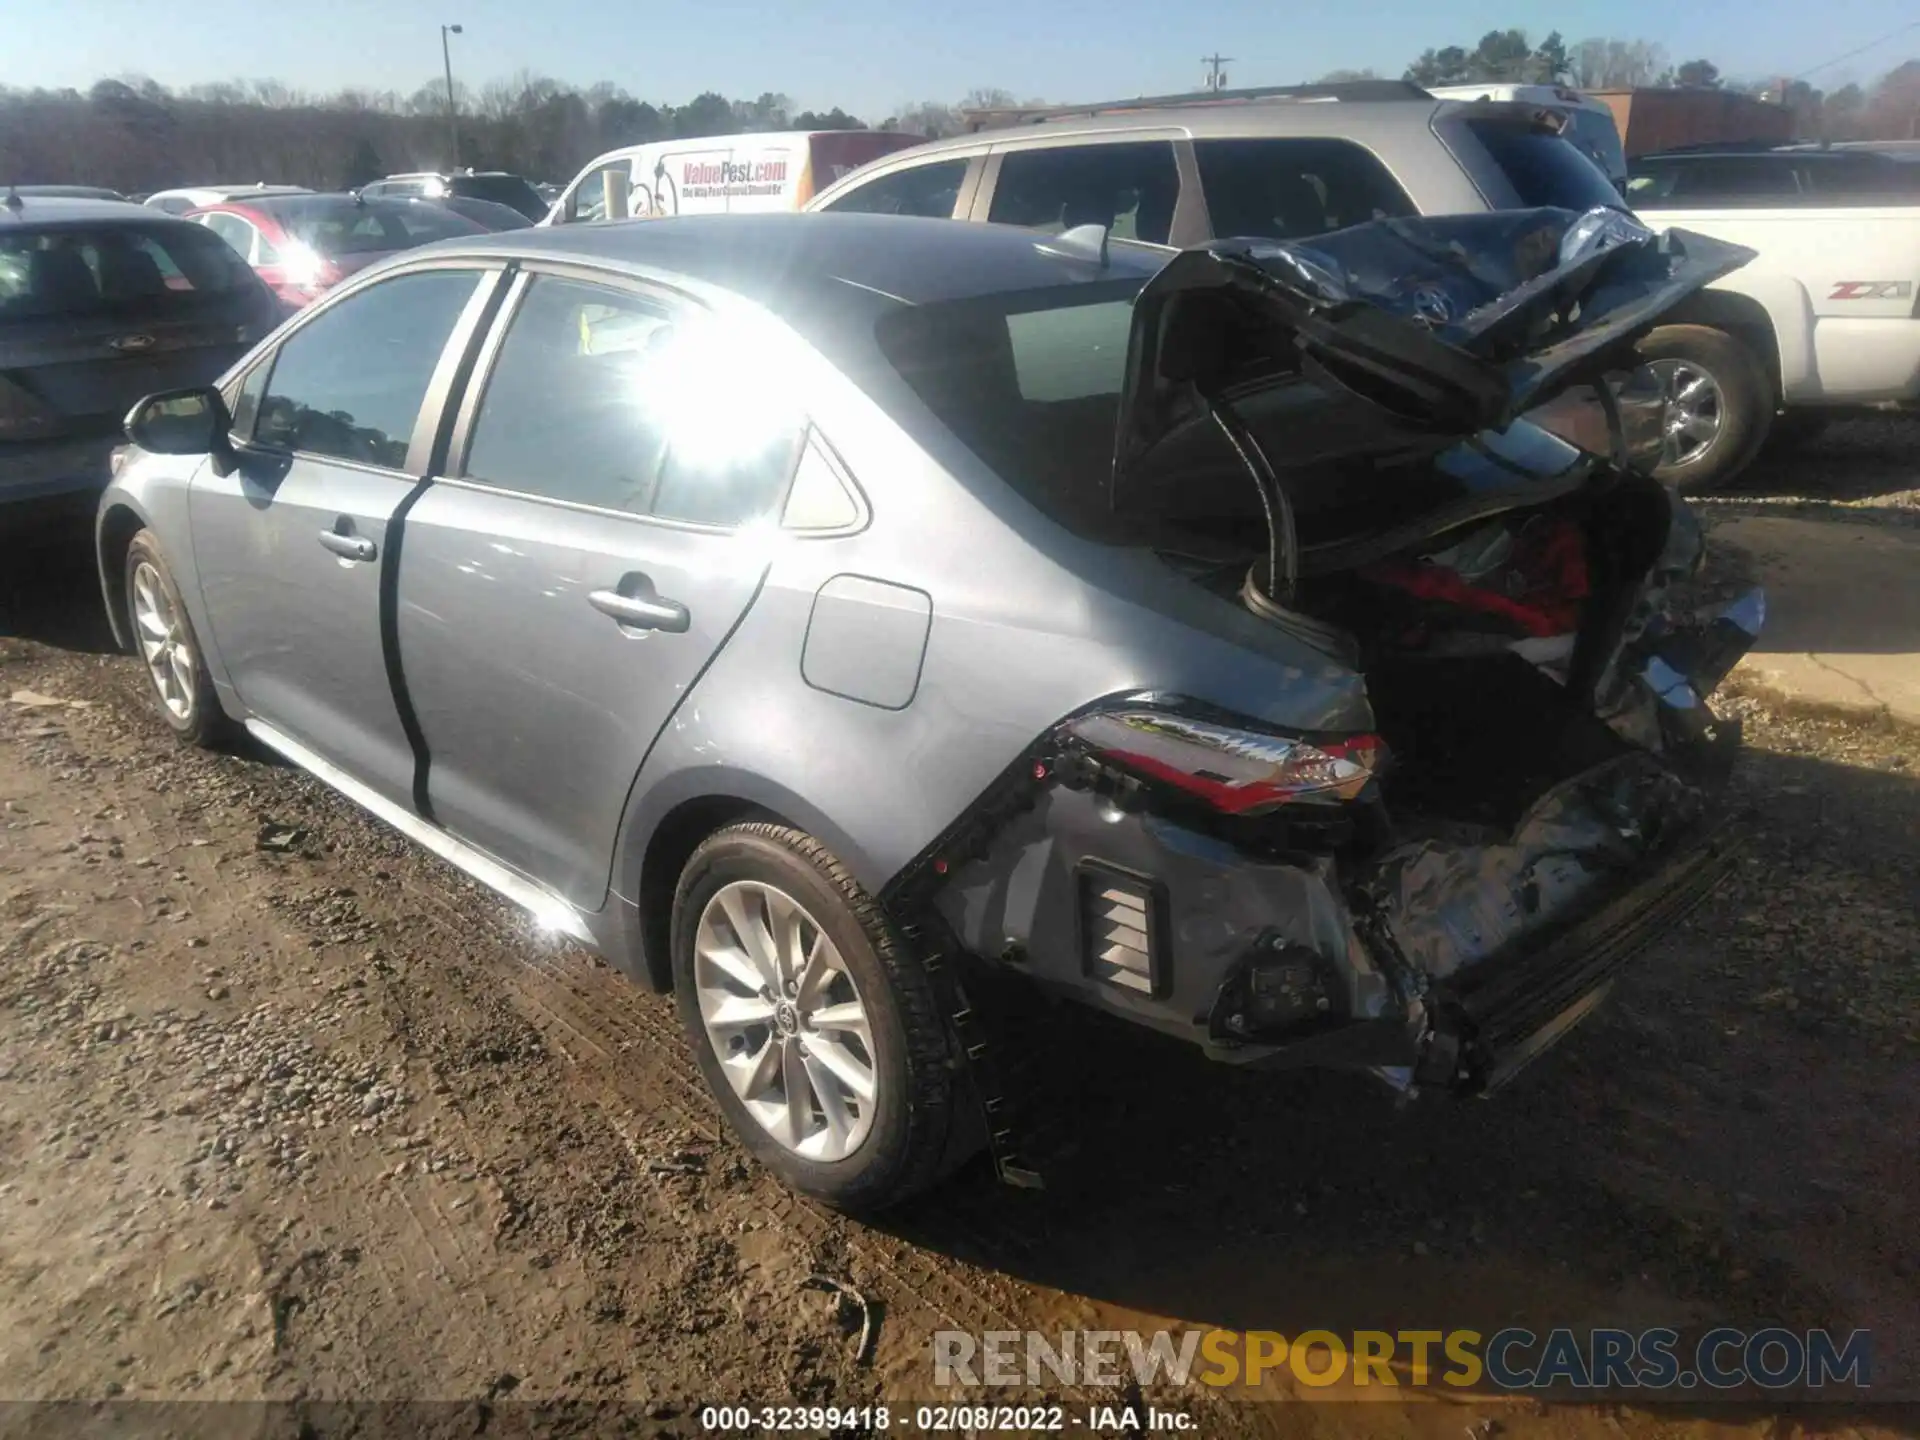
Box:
1635, 325, 1773, 492
124, 530, 232, 748
671, 823, 961, 1211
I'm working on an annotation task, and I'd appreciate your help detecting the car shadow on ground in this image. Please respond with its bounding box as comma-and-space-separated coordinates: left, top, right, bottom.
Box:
866, 740, 1920, 1411
0, 523, 120, 654
1730, 413, 1920, 505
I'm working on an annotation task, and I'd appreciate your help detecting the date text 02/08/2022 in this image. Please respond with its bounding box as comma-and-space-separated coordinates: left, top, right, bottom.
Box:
697, 1403, 1197, 1432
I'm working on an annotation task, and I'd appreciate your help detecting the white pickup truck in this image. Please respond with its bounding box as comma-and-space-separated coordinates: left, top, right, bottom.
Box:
1627, 147, 1920, 488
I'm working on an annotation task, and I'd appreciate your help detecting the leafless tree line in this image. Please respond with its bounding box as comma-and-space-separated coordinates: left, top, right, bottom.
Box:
4, 50, 1914, 195
0, 73, 1010, 192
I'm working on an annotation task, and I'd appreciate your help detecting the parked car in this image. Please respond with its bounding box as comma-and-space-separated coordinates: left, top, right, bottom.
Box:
805, 84, 1624, 241
358, 170, 548, 222
144, 184, 312, 216
11, 184, 132, 203
1625, 145, 1920, 482
98, 210, 1760, 1210
545, 130, 924, 225
0, 193, 277, 530
185, 192, 485, 308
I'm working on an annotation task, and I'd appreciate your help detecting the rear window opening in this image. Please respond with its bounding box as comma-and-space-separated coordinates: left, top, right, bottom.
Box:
0, 223, 257, 321
257, 199, 482, 257
449, 174, 547, 219
1465, 119, 1625, 211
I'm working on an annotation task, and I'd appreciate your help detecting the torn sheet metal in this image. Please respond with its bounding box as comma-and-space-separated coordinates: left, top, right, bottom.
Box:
1361, 754, 1705, 983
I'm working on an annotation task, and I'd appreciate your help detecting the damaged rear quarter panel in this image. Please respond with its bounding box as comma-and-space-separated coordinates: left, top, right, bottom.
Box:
612, 363, 1371, 906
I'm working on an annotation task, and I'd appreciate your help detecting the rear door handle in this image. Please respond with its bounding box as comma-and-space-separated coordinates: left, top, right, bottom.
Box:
589, 585, 689, 633
318, 528, 376, 563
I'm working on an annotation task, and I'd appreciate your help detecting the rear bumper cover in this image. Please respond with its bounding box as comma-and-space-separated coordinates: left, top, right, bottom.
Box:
1416, 806, 1744, 1092
1, 436, 116, 507
922, 740, 1742, 1094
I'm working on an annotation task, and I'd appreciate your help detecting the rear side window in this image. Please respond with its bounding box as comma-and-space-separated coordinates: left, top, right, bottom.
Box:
0, 223, 257, 322
988, 143, 1180, 245
462, 275, 801, 527
822, 159, 969, 219
1804, 157, 1920, 200
253, 269, 480, 468
875, 279, 1145, 527
1192, 137, 1415, 241
1466, 121, 1625, 210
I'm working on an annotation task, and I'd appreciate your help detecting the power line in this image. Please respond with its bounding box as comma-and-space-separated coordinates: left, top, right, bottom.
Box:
1793, 18, 1920, 80
1201, 54, 1234, 93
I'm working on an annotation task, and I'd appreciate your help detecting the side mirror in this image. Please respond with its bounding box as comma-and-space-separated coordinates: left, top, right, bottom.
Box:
124, 386, 237, 472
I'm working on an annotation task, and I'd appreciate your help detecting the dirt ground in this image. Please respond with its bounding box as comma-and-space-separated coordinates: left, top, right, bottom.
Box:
2, 426, 1918, 1437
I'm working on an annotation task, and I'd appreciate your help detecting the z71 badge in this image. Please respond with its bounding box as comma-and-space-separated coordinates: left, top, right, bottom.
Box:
1829, 281, 1914, 300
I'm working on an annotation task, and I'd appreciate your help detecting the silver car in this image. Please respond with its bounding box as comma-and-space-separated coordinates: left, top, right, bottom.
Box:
98, 211, 1762, 1210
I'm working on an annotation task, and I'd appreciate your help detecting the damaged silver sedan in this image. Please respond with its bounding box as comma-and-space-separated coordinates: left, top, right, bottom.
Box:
100, 208, 1762, 1211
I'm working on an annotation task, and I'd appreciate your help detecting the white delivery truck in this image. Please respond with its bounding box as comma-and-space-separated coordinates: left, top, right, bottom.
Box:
545, 130, 925, 226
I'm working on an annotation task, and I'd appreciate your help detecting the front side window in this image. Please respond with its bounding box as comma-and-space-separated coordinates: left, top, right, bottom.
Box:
253, 269, 480, 468
988, 143, 1180, 245
1193, 137, 1416, 241
1667, 158, 1799, 203
568, 167, 618, 222
821, 159, 969, 219
462, 274, 801, 526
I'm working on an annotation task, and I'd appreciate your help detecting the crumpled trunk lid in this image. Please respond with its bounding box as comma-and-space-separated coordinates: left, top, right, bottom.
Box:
1112, 207, 1755, 486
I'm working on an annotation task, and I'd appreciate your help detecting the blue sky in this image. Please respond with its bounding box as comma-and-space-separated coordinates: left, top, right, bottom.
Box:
3, 0, 1915, 118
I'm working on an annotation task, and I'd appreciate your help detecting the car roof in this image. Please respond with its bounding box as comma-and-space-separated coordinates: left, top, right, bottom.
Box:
876, 97, 1454, 160
0, 194, 172, 226
417, 212, 1166, 312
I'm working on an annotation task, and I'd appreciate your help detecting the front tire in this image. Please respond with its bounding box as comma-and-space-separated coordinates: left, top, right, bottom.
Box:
1636, 324, 1773, 492
671, 823, 958, 1211
124, 530, 231, 748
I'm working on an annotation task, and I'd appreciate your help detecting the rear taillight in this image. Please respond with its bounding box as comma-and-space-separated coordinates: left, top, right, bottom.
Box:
1061, 709, 1384, 814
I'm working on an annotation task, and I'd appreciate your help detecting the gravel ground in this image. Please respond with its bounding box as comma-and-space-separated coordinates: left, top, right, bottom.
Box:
1, 451, 1917, 1437
1696, 412, 1920, 524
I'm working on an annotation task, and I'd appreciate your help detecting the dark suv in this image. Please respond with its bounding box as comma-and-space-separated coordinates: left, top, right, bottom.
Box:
357, 171, 548, 222
0, 193, 278, 530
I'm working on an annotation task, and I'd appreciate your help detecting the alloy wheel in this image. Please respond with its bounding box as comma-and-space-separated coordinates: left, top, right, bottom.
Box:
693, 880, 878, 1162
131, 560, 196, 722
1648, 358, 1726, 470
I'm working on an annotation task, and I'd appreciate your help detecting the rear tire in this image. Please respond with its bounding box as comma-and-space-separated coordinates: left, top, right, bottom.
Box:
671, 823, 959, 1211
1635, 324, 1772, 493
124, 530, 232, 749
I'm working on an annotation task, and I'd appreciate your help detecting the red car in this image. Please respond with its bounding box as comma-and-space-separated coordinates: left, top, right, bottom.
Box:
184, 192, 485, 308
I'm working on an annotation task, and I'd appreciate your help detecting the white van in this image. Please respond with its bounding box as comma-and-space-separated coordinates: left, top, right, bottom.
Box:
1425, 83, 1627, 189
545, 130, 925, 226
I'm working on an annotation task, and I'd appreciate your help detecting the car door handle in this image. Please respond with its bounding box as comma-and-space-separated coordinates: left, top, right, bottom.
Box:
318, 529, 376, 562
588, 587, 689, 633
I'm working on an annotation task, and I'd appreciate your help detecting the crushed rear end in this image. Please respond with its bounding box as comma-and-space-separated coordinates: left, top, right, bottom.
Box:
911, 208, 1764, 1093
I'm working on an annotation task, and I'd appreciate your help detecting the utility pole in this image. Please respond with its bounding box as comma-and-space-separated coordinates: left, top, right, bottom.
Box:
441, 23, 464, 169
1201, 54, 1233, 93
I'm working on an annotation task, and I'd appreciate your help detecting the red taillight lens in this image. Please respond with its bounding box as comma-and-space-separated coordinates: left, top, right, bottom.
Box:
1062, 710, 1384, 814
